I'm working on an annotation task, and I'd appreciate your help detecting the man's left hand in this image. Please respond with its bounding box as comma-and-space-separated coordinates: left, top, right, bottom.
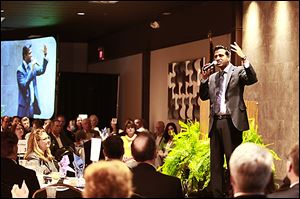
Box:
230, 42, 246, 58
42, 44, 48, 56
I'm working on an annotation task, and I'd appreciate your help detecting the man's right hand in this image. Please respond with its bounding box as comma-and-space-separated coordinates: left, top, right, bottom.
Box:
201, 64, 214, 80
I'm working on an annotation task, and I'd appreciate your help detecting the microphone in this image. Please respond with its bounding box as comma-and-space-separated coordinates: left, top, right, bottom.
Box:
202, 60, 217, 71
31, 57, 40, 66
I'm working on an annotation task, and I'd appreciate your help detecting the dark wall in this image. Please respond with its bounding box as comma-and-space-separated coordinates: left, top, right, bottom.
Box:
56, 72, 119, 129
88, 1, 237, 63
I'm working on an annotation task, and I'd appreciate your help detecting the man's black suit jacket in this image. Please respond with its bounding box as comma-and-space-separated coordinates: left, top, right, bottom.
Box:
268, 183, 299, 198
1, 157, 40, 198
131, 162, 184, 198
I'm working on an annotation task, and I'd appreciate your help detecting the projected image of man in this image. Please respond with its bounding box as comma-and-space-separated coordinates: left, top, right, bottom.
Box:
16, 44, 48, 118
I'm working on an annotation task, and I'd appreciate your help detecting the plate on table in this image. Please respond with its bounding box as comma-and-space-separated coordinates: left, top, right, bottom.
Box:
56, 186, 69, 192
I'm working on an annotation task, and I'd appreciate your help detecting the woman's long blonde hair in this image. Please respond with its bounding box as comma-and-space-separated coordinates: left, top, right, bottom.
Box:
24, 128, 54, 162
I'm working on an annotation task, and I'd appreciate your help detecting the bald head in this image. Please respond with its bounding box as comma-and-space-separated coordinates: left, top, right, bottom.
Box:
131, 132, 156, 162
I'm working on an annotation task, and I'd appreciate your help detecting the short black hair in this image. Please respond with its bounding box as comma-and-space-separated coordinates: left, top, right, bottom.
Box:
1, 129, 18, 157
22, 43, 32, 59
214, 45, 230, 56
103, 135, 124, 159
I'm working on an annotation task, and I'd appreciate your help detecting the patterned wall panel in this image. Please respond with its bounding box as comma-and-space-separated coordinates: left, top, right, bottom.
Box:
168, 57, 205, 121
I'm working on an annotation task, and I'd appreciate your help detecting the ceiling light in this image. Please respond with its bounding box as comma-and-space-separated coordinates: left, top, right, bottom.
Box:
1, 17, 5, 22
162, 12, 171, 16
150, 21, 160, 29
77, 12, 85, 16
28, 34, 42, 38
89, 1, 119, 4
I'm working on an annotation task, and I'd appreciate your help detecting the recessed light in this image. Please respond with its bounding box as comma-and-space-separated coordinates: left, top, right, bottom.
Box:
1, 10, 4, 13
1, 17, 5, 22
77, 12, 85, 16
162, 12, 171, 16
28, 35, 42, 38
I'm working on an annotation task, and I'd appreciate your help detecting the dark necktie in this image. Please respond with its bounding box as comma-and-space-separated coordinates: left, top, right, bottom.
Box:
215, 71, 225, 114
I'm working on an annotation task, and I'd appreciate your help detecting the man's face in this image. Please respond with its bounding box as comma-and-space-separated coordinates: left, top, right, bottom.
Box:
52, 121, 62, 135
24, 50, 32, 64
134, 119, 142, 128
82, 119, 91, 131
57, 116, 66, 127
90, 116, 98, 127
1, 116, 10, 129
22, 120, 30, 130
155, 122, 165, 135
214, 49, 230, 70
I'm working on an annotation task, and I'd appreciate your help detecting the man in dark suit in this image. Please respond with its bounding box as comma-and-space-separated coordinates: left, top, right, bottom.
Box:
16, 43, 48, 118
199, 42, 258, 197
268, 144, 299, 198
1, 130, 40, 198
131, 132, 184, 198
230, 142, 273, 198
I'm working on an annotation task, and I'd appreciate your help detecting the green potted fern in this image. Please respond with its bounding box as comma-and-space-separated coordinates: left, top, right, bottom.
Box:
158, 118, 280, 196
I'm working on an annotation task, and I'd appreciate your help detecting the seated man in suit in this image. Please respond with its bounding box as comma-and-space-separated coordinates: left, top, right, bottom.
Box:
268, 143, 299, 198
49, 119, 74, 161
1, 129, 40, 198
229, 142, 273, 198
131, 132, 184, 198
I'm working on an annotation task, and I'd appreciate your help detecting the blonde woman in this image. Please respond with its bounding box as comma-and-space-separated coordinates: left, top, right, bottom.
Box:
83, 160, 133, 198
24, 128, 58, 175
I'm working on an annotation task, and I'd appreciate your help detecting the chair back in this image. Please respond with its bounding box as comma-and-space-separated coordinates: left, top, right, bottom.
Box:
32, 183, 82, 198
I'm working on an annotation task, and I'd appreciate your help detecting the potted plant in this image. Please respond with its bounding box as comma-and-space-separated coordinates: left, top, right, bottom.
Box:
158, 118, 280, 196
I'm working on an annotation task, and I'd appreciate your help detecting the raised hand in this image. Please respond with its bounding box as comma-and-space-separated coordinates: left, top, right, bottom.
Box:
230, 42, 246, 59
42, 44, 48, 56
201, 63, 214, 80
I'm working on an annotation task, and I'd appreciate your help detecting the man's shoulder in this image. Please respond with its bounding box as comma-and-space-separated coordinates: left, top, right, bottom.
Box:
133, 163, 181, 183
267, 185, 299, 198
16, 64, 25, 72
1, 157, 36, 175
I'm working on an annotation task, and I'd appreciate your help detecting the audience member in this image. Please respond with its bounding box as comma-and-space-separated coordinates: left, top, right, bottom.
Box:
157, 122, 178, 164
49, 119, 74, 161
74, 129, 87, 161
134, 118, 149, 133
76, 116, 83, 130
82, 118, 100, 140
103, 134, 124, 161
109, 118, 124, 136
121, 120, 138, 168
10, 122, 25, 140
1, 115, 11, 132
11, 116, 21, 126
268, 143, 299, 198
153, 121, 165, 167
229, 142, 273, 198
21, 117, 31, 139
89, 114, 102, 135
82, 160, 133, 198
67, 119, 77, 134
25, 128, 59, 175
43, 119, 52, 134
131, 132, 184, 198
56, 114, 75, 142
1, 130, 40, 198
